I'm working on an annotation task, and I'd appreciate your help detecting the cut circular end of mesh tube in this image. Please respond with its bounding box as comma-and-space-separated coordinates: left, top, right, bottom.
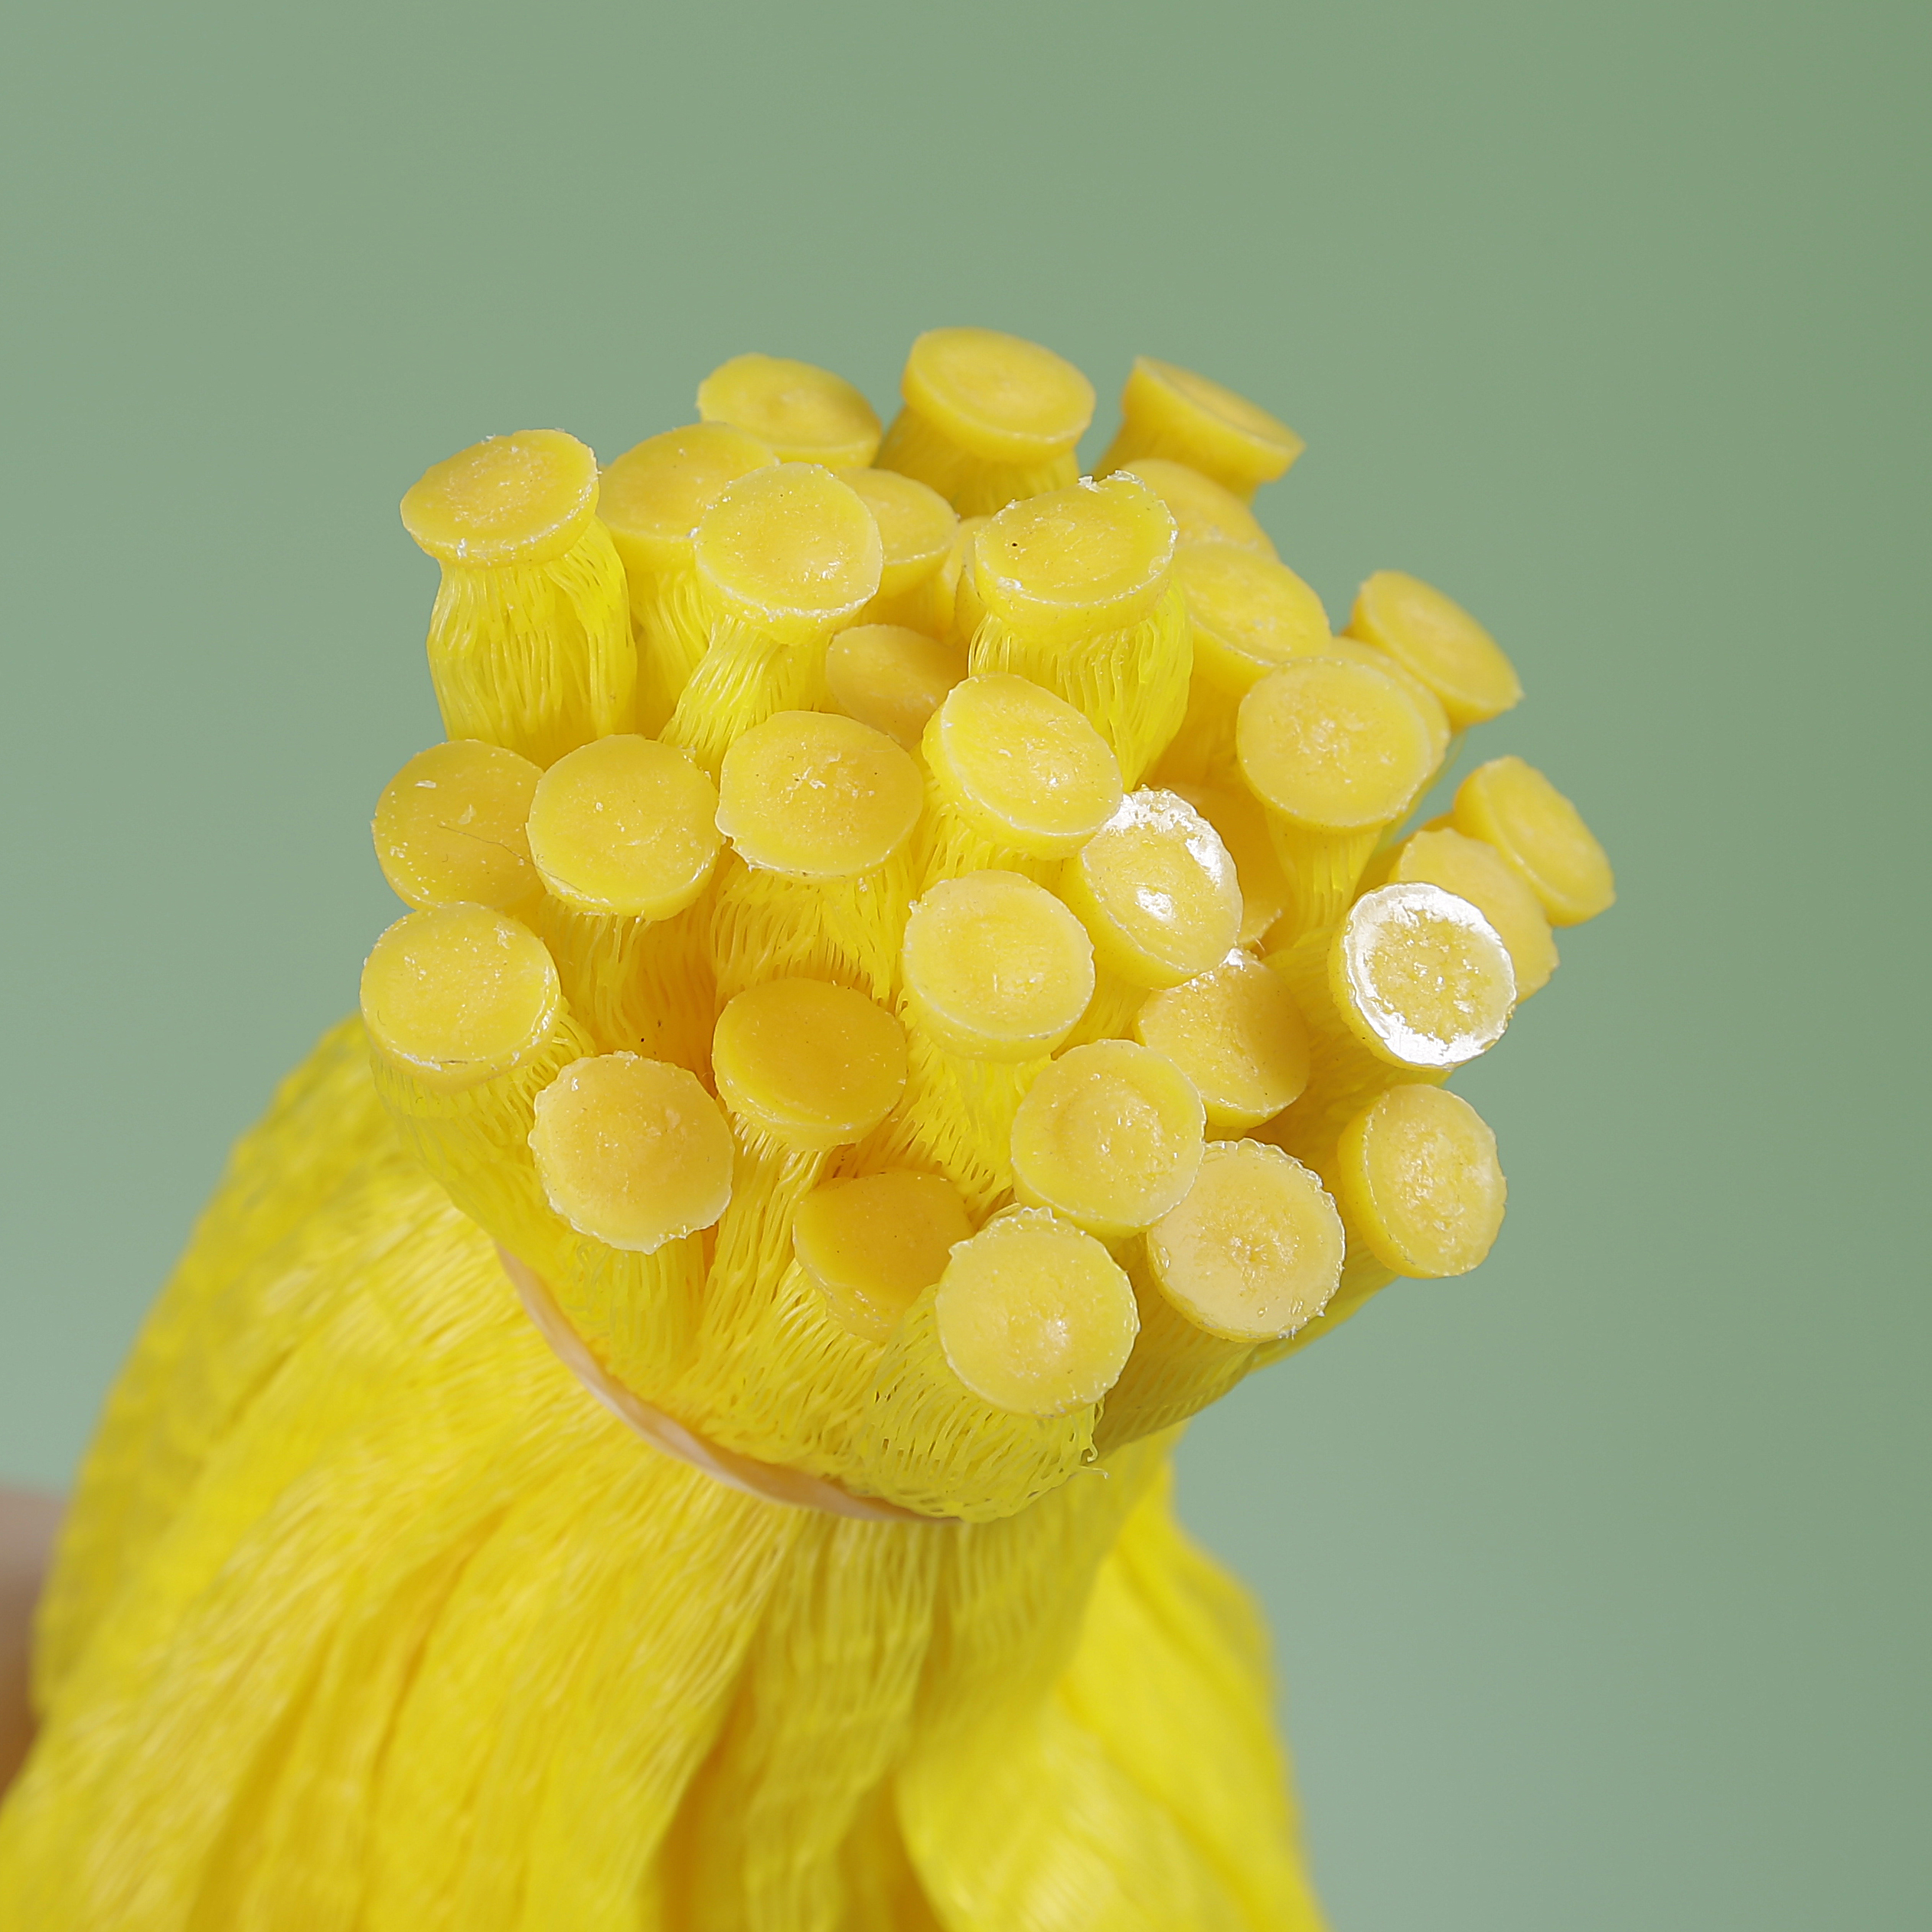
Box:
1333, 883, 1516, 1070
401, 429, 600, 568
598, 423, 776, 575
1348, 569, 1522, 729
824, 625, 965, 751
924, 674, 1123, 858
1176, 543, 1330, 697
373, 739, 542, 912
1237, 656, 1438, 834
844, 468, 958, 600
902, 871, 1095, 1060
900, 327, 1095, 463
1009, 1039, 1206, 1239
716, 711, 922, 878
361, 906, 560, 1091
526, 736, 721, 919
693, 464, 883, 642
1452, 754, 1615, 926
1147, 1140, 1345, 1340
1134, 951, 1310, 1133
1335, 1083, 1506, 1277
1113, 357, 1304, 500
1060, 789, 1243, 989
529, 1053, 733, 1252
1112, 458, 1276, 556
935, 1207, 1138, 1415
793, 1170, 974, 1345
697, 353, 883, 468
1382, 826, 1558, 998
712, 977, 907, 1150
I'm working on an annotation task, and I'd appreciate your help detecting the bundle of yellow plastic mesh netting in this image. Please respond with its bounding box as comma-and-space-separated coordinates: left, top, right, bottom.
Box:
0, 329, 1612, 1929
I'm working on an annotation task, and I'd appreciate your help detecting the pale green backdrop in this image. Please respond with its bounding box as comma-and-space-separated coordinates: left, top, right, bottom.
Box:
1, 2, 1924, 1925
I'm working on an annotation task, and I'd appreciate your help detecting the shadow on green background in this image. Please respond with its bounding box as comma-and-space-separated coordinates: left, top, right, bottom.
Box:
1, 3, 1924, 1924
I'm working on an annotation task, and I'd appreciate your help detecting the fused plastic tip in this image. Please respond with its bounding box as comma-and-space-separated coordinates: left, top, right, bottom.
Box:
1348, 570, 1522, 730
934, 1208, 1138, 1415
1237, 657, 1438, 834
1379, 826, 1558, 998
1452, 754, 1615, 926
361, 906, 560, 1092
899, 327, 1095, 465
527, 736, 720, 919
824, 625, 965, 751
1112, 457, 1276, 556
1329, 883, 1517, 1071
716, 711, 922, 880
902, 871, 1095, 1061
712, 977, 907, 1151
598, 423, 776, 576
693, 464, 884, 645
1104, 357, 1304, 501
697, 353, 883, 469
1176, 543, 1333, 697
793, 1170, 974, 1344
844, 468, 958, 605
373, 739, 542, 912
529, 1053, 733, 1253
1334, 1084, 1506, 1277
1166, 783, 1291, 947
923, 674, 1123, 860
971, 474, 1176, 648
1059, 790, 1243, 990
1009, 1039, 1206, 1240
1147, 1140, 1344, 1340
1134, 951, 1310, 1134
401, 429, 600, 568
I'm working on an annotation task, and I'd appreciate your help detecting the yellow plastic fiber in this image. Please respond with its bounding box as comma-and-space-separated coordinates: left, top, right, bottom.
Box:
2, 330, 1613, 1932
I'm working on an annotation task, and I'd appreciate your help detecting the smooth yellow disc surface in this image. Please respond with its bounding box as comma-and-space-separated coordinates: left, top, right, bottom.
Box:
598, 423, 776, 574
697, 353, 883, 468
526, 735, 721, 919
935, 1209, 1138, 1415
1383, 827, 1558, 997
1335, 1084, 1506, 1277
1167, 782, 1290, 946
924, 674, 1123, 858
824, 625, 965, 750
844, 468, 958, 599
716, 711, 922, 879
528, 1053, 733, 1253
1237, 657, 1437, 833
361, 907, 560, 1092
1114, 458, 1276, 555
1177, 543, 1333, 696
693, 464, 884, 641
1061, 790, 1243, 989
793, 1170, 974, 1344
1332, 883, 1516, 1069
1349, 570, 1522, 729
971, 474, 1176, 644
1117, 357, 1304, 498
712, 978, 907, 1150
373, 739, 542, 911
1147, 1140, 1344, 1340
1317, 632, 1453, 768
1009, 1039, 1206, 1239
902, 871, 1095, 1060
1452, 755, 1616, 926
1134, 951, 1310, 1133
901, 327, 1095, 462
400, 429, 600, 568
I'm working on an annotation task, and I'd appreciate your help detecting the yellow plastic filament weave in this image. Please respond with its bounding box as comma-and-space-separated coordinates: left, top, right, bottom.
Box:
823, 623, 965, 750
528, 1052, 734, 1252
878, 326, 1096, 515
1135, 951, 1310, 1134
1100, 355, 1304, 500
371, 739, 542, 912
933, 1209, 1139, 1415
792, 1170, 973, 1344
1146, 1139, 1344, 1340
713, 977, 907, 1151
697, 353, 883, 468
402, 429, 635, 765
1347, 569, 1523, 730
1333, 1083, 1507, 1276
1452, 753, 1617, 925
1010, 1039, 1207, 1239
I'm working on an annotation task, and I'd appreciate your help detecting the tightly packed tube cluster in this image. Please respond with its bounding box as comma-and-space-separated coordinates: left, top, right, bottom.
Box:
368, 326, 1614, 1526
2, 327, 1613, 1932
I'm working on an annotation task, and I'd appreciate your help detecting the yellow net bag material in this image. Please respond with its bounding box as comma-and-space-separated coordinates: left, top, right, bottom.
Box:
0, 335, 1614, 1929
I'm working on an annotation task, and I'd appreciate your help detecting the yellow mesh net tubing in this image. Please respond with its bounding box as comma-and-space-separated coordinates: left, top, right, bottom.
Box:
0, 333, 1614, 1929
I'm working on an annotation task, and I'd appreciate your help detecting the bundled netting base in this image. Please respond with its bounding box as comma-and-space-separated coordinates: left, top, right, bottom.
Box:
0, 332, 1612, 1929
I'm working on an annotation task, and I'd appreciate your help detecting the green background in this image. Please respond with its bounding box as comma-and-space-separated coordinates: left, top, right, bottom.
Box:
1, 2, 1924, 1924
